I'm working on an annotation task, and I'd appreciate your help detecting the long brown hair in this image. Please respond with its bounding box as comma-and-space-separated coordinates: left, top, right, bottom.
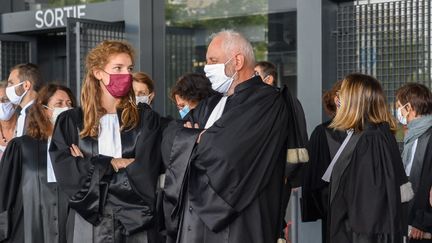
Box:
322, 80, 342, 117
80, 40, 139, 138
27, 84, 76, 140
330, 73, 397, 132
133, 72, 154, 93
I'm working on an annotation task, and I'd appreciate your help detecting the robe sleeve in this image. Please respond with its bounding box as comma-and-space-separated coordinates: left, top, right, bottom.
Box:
410, 136, 432, 232
345, 129, 406, 237
191, 92, 290, 232
0, 139, 22, 241
161, 121, 202, 236
301, 124, 330, 222
125, 107, 162, 207
411, 204, 432, 232
282, 87, 309, 188
49, 109, 114, 224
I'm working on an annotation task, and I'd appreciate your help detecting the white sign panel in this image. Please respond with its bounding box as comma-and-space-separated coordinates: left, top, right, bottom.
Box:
1, 1, 124, 33
35, 5, 86, 28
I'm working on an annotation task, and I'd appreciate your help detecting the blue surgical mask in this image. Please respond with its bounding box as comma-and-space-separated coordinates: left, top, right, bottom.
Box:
179, 105, 190, 119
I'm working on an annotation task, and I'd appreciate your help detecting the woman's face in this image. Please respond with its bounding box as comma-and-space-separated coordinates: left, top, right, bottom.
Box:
45, 90, 73, 120
94, 53, 134, 97
174, 94, 197, 110
133, 81, 154, 103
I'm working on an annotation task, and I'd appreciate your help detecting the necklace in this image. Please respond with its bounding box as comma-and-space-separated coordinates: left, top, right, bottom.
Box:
0, 125, 7, 143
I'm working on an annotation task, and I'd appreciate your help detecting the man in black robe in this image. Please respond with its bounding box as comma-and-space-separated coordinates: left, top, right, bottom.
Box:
406, 126, 432, 242
161, 30, 307, 243
395, 83, 432, 242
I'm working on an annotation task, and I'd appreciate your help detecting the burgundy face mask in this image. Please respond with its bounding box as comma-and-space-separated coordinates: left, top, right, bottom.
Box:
101, 71, 133, 98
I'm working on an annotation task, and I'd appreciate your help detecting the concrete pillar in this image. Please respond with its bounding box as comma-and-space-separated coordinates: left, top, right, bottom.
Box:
296, 0, 323, 242
124, 0, 166, 115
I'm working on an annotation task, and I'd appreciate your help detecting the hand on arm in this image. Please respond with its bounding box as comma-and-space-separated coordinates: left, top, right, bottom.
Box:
184, 121, 206, 143
409, 227, 425, 240
69, 144, 133, 172
111, 158, 134, 172
70, 144, 84, 158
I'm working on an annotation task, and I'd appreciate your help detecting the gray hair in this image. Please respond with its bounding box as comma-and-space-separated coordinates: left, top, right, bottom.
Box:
209, 29, 255, 68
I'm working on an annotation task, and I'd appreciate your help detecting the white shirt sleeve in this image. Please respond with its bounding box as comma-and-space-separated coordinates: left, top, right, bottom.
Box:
405, 138, 418, 176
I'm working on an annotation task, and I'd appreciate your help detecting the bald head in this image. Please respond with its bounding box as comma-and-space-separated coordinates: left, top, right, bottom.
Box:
206, 30, 255, 69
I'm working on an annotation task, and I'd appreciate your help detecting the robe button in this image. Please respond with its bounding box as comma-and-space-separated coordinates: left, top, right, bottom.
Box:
188, 226, 191, 231
53, 216, 57, 221
189, 206, 192, 212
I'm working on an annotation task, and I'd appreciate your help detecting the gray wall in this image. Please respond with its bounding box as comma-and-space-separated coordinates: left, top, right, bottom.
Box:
322, 0, 339, 121
297, 0, 322, 135
296, 0, 323, 241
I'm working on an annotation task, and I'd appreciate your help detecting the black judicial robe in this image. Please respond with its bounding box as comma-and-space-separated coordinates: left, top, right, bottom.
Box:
301, 120, 346, 222
0, 136, 69, 243
162, 76, 297, 243
49, 105, 162, 243
406, 127, 432, 242
328, 123, 408, 243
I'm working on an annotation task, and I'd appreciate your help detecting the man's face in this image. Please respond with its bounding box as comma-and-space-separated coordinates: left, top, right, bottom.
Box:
206, 37, 236, 77
7, 69, 26, 96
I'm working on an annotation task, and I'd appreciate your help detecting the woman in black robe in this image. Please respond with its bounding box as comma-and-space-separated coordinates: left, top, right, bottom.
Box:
395, 83, 432, 242
0, 84, 76, 243
301, 80, 346, 243
326, 73, 412, 243
49, 40, 162, 243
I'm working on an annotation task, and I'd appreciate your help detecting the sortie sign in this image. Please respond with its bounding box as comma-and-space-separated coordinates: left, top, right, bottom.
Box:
35, 5, 86, 28
1, 1, 123, 33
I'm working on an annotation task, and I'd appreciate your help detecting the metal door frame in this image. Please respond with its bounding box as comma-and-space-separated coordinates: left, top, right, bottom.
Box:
66, 17, 125, 101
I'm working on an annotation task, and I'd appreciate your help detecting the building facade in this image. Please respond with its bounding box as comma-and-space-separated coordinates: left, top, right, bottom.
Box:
1, 0, 429, 242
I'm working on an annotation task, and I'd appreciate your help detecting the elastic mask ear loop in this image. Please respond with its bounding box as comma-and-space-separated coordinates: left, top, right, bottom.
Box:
43, 105, 53, 110
224, 56, 234, 65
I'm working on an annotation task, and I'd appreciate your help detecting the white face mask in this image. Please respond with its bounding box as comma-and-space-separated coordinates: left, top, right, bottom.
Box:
6, 82, 27, 105
44, 105, 71, 124
0, 102, 15, 121
204, 57, 237, 94
136, 95, 150, 105
397, 104, 408, 125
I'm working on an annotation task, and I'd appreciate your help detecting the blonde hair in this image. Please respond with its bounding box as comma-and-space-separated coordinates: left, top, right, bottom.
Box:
330, 73, 397, 132
80, 40, 139, 138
